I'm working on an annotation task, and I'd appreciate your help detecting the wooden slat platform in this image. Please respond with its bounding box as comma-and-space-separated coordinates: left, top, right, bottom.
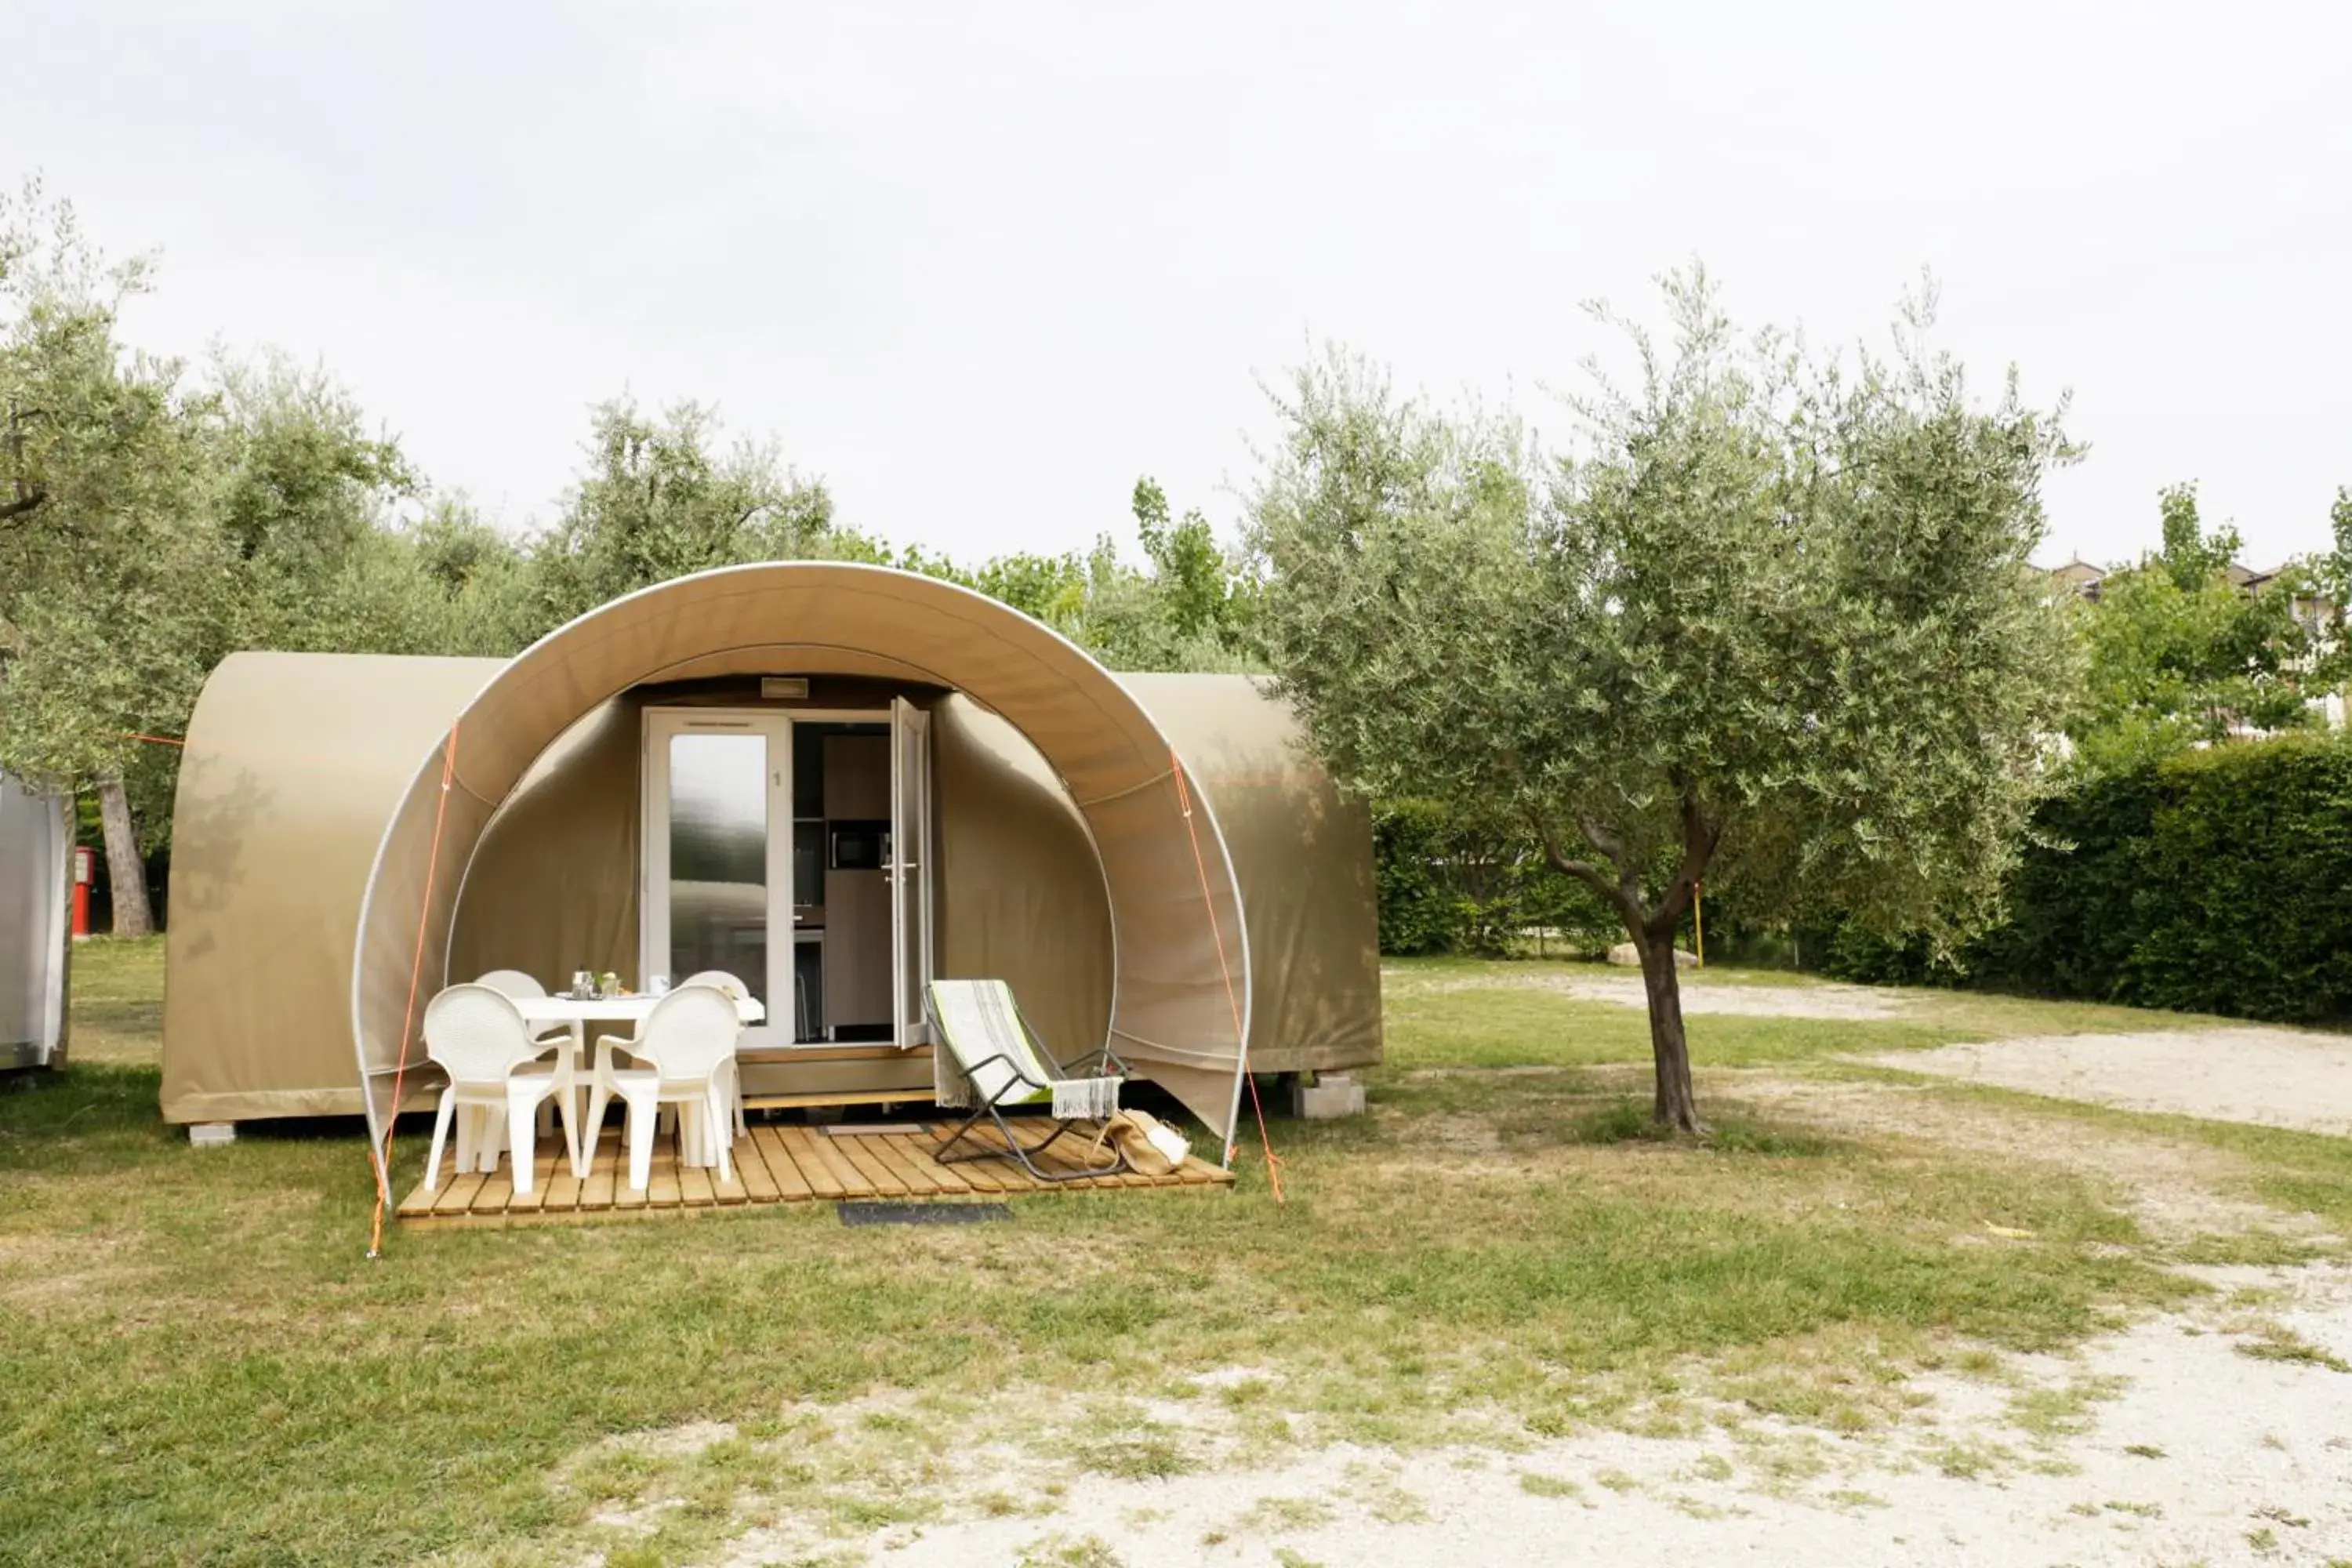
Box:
394, 1119, 1232, 1229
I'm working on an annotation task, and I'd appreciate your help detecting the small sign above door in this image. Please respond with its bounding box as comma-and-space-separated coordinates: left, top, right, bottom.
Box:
760, 677, 811, 700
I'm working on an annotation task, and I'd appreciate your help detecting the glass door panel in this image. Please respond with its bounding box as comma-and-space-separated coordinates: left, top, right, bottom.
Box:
665, 731, 770, 1011
643, 710, 793, 1050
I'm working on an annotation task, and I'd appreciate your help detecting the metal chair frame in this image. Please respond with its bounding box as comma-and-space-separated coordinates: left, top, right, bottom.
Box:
925, 987, 1132, 1183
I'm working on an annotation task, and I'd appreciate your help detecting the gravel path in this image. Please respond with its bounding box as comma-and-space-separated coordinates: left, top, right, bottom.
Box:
1870, 1027, 2352, 1137
1566, 973, 1907, 1018
1395, 969, 1910, 1019
711, 1264, 2352, 1568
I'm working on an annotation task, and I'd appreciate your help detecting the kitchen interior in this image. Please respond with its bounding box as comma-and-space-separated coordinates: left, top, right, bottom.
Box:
789, 719, 893, 1045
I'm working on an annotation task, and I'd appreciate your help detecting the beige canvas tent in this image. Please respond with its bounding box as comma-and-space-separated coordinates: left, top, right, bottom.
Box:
159, 563, 1381, 1176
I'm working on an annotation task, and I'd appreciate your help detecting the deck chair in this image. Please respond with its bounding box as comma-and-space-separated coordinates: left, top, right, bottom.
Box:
926, 979, 1131, 1182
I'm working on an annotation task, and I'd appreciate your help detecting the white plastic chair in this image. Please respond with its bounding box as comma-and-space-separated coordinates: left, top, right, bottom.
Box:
579, 973, 750, 1143
699, 967, 803, 1040
421, 983, 581, 1195
674, 971, 751, 1139
474, 969, 577, 1044
475, 968, 547, 1000
583, 985, 742, 1191
475, 969, 579, 1133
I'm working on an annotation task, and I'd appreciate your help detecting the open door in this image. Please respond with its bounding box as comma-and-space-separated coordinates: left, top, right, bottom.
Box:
890, 698, 934, 1046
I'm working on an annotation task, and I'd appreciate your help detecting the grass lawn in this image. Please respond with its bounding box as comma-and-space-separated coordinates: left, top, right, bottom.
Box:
2, 943, 2343, 1566
56, 934, 165, 1064
1378, 954, 2223, 1073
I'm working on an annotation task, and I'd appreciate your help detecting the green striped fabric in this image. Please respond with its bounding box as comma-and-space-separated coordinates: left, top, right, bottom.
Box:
928, 980, 1055, 1107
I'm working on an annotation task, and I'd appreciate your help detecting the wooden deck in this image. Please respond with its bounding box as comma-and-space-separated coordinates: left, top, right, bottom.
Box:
394, 1118, 1232, 1229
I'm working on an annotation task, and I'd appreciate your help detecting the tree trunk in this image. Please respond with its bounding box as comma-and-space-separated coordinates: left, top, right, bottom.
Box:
94, 776, 154, 938
1532, 800, 1717, 1137
1635, 935, 1704, 1134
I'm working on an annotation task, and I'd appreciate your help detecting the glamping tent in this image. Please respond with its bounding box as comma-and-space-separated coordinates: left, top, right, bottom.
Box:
159, 562, 1381, 1175
0, 771, 71, 1072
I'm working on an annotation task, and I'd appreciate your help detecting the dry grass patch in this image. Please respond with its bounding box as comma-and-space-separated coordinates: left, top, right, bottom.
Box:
1837, 1074, 2352, 1250
2231, 1323, 2352, 1374
1725, 1073, 2316, 1249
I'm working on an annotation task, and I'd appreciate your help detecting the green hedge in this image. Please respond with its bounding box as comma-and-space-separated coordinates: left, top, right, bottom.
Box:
1834, 736, 2352, 1024
2116, 739, 2352, 1020
1372, 802, 1466, 955
1372, 801, 1620, 956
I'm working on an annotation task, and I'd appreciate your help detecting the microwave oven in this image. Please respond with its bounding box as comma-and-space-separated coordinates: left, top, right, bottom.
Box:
828, 821, 889, 871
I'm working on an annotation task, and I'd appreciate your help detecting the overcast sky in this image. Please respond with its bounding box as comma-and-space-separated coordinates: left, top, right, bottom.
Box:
8, 2, 2348, 569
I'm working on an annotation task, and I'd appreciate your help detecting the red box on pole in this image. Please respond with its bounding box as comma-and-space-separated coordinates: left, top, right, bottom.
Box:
71, 844, 93, 940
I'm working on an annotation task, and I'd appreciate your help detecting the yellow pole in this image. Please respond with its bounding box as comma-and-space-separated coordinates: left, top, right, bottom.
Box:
1693, 881, 1705, 967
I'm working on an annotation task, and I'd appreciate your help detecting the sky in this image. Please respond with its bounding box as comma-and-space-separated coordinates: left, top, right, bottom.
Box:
6, 1, 2349, 570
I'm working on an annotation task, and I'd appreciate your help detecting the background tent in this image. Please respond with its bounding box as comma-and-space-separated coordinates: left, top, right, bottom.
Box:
0, 771, 72, 1072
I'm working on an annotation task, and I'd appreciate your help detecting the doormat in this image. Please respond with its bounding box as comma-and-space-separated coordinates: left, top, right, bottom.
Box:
839, 1201, 1010, 1227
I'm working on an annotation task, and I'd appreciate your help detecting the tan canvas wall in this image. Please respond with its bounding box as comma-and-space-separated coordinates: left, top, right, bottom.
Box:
930, 697, 1113, 1062
160, 652, 503, 1121
448, 696, 643, 989
440, 678, 1372, 1081
444, 689, 1116, 1068
1123, 674, 1383, 1076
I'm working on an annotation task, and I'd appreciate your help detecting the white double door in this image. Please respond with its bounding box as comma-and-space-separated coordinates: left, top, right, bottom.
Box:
641, 701, 932, 1049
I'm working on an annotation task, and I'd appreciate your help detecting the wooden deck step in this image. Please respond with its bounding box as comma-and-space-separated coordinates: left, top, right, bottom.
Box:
395, 1113, 1233, 1229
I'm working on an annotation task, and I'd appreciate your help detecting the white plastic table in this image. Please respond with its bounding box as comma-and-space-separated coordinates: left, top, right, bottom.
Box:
510, 992, 767, 1167
510, 993, 766, 1035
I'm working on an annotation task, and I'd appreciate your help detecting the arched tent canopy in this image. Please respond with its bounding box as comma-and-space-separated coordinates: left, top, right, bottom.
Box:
349, 562, 1257, 1180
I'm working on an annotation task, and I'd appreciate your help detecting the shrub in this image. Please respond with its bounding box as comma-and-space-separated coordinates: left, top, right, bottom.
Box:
1370, 800, 1617, 956
1969, 761, 2170, 1000
1372, 800, 1479, 955
2116, 737, 2352, 1021
1835, 735, 2352, 1023
1820, 923, 1950, 987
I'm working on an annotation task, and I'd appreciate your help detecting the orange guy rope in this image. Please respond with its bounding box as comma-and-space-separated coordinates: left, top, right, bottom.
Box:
1171, 748, 1285, 1204
366, 724, 462, 1258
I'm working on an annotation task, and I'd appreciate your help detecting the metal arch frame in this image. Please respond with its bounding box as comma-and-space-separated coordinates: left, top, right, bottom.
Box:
1084, 719, 1255, 1168
351, 562, 1254, 1197
436, 638, 1123, 1041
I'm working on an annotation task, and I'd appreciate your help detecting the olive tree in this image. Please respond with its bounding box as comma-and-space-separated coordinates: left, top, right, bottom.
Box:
527, 397, 847, 630
0, 183, 214, 935
1247, 273, 2079, 1130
